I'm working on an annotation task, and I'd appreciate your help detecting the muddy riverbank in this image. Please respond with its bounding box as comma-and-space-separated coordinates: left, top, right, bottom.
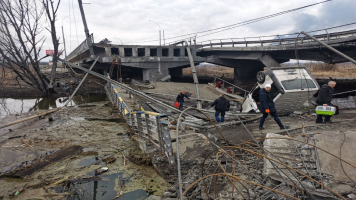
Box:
0, 71, 107, 98
0, 101, 169, 199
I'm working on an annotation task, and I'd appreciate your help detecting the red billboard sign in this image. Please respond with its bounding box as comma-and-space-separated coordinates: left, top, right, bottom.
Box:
46, 50, 63, 56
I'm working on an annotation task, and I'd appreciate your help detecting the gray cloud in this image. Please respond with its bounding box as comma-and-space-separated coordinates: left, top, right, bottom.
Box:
38, 0, 355, 60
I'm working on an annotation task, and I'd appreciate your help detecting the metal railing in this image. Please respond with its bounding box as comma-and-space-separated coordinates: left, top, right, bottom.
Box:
198, 28, 356, 48
105, 81, 175, 164
213, 75, 249, 98
66, 33, 94, 61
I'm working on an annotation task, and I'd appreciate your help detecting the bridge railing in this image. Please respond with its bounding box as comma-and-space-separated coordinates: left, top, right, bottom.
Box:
66, 34, 94, 61
105, 79, 175, 165
198, 29, 356, 48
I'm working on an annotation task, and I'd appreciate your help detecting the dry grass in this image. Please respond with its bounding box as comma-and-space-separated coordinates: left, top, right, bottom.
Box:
302, 62, 356, 78
183, 62, 356, 79
183, 66, 234, 79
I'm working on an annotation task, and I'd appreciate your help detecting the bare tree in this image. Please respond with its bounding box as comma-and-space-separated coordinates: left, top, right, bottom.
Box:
0, 0, 62, 95
42, 0, 61, 92
0, 0, 50, 94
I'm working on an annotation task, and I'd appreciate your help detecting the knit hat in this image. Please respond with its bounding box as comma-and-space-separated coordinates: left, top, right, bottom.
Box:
265, 84, 271, 89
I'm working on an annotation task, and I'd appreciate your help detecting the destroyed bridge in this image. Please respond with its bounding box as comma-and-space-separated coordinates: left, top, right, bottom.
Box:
66, 27, 356, 85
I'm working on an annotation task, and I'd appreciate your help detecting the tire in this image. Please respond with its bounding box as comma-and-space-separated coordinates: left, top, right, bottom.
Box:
256, 71, 266, 84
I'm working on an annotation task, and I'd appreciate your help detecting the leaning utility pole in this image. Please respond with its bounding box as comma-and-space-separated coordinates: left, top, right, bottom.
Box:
185, 40, 202, 109
78, 0, 95, 58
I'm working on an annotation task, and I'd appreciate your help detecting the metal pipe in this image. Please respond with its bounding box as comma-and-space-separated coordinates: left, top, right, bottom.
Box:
301, 31, 356, 65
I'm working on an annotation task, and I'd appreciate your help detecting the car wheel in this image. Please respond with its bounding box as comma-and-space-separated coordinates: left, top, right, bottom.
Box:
256, 71, 266, 84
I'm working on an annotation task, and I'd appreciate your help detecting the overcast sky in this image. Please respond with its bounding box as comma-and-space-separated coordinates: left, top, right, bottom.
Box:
41, 0, 356, 60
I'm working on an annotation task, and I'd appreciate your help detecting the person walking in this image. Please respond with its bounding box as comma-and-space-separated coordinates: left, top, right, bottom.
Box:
315, 81, 336, 123
176, 91, 190, 110
211, 94, 230, 122
259, 84, 290, 130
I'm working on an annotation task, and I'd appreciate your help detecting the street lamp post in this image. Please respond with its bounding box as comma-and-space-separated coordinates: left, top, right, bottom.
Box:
114, 37, 123, 45
149, 20, 161, 46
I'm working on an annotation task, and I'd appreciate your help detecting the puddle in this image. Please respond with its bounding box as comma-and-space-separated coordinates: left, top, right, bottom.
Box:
71, 117, 86, 121
77, 157, 99, 167
0, 94, 106, 119
55, 172, 148, 200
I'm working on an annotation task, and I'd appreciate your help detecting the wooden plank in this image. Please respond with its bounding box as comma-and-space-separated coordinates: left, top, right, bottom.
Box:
1, 145, 82, 178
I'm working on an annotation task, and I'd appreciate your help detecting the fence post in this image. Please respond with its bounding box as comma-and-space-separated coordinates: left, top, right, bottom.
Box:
160, 120, 175, 165
156, 117, 164, 152
145, 114, 152, 139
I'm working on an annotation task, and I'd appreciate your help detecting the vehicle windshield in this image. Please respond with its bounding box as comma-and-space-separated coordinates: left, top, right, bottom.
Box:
281, 79, 317, 90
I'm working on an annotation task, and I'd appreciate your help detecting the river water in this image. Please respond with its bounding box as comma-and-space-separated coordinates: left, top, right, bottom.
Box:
0, 94, 107, 119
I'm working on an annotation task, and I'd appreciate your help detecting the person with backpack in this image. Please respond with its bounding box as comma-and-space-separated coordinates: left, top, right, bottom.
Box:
315, 81, 336, 123
211, 94, 230, 122
259, 84, 290, 130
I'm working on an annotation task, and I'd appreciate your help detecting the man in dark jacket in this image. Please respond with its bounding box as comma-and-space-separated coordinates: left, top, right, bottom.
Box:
211, 94, 230, 122
176, 91, 190, 110
259, 84, 290, 130
315, 81, 336, 123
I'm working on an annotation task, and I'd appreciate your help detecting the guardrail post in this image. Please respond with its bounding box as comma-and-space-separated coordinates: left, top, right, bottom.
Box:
145, 114, 152, 139
125, 113, 130, 124
231, 39, 234, 47
244, 38, 247, 47
160, 120, 175, 165
130, 113, 135, 127
220, 39, 222, 47
138, 100, 143, 111
133, 95, 136, 105
156, 117, 164, 152
136, 111, 144, 136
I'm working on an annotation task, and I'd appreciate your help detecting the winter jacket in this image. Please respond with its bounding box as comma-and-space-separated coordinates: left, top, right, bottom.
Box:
176, 93, 188, 102
259, 88, 277, 113
316, 84, 334, 105
211, 96, 230, 112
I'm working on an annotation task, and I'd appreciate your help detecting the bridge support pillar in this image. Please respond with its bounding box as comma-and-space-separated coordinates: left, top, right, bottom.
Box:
143, 69, 150, 81
142, 68, 170, 81
119, 47, 125, 57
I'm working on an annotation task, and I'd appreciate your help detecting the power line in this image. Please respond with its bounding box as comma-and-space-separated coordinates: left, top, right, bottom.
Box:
127, 0, 333, 44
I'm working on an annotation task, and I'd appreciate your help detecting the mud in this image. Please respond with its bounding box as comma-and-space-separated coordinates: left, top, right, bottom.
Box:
0, 101, 169, 199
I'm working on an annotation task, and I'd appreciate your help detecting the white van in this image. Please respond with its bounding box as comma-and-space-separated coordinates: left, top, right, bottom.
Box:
241, 67, 320, 115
